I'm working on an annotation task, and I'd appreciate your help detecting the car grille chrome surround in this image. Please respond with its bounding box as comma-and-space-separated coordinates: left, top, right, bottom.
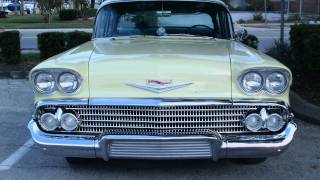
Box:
35, 100, 289, 136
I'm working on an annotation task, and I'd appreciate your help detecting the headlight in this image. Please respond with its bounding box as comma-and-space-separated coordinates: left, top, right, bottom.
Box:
265, 72, 288, 94
241, 72, 263, 93
239, 68, 290, 95
58, 72, 80, 93
266, 114, 285, 132
244, 113, 263, 132
34, 73, 55, 94
40, 113, 59, 131
60, 113, 79, 131
31, 69, 82, 95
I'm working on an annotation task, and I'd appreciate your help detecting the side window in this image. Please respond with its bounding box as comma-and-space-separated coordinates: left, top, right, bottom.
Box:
215, 10, 231, 39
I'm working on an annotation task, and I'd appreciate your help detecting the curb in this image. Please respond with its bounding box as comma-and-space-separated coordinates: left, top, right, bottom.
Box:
0, 71, 28, 79
290, 91, 320, 125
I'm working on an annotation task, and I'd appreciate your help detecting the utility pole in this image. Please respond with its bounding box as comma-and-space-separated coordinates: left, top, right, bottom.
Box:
299, 0, 303, 19
264, 0, 267, 24
318, 0, 320, 16
287, 0, 290, 15
280, 0, 285, 45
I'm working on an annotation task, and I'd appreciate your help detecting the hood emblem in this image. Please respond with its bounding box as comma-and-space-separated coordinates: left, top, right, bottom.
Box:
126, 80, 192, 93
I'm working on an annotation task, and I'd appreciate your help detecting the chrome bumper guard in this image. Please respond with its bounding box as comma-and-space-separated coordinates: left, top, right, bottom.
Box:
28, 120, 297, 160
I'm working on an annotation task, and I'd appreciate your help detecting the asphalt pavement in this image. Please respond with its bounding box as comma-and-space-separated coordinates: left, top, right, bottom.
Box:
0, 79, 319, 180
17, 27, 289, 52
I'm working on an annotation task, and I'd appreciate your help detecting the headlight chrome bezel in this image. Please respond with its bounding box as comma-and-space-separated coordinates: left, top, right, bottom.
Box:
238, 68, 290, 95
57, 72, 82, 94
240, 71, 264, 93
31, 69, 82, 95
33, 72, 56, 94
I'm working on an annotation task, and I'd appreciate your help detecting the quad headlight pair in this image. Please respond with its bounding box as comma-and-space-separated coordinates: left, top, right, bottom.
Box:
239, 68, 290, 95
32, 69, 81, 94
40, 110, 79, 131
244, 108, 286, 132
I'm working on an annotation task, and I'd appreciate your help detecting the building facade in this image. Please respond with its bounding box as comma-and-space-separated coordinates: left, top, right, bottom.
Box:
270, 0, 320, 15
225, 0, 320, 16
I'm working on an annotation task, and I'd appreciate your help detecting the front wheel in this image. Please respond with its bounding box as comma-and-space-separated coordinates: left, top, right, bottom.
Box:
232, 158, 267, 165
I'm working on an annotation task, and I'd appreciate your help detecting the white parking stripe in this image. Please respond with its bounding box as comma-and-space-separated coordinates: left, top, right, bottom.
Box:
0, 139, 34, 171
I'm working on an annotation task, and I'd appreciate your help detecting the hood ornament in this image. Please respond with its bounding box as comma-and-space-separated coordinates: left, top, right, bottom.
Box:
126, 80, 192, 93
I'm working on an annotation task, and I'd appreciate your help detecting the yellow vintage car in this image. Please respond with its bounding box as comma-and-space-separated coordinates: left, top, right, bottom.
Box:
28, 0, 296, 164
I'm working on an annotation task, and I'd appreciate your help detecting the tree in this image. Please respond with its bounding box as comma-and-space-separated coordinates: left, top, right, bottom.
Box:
36, 0, 63, 23
20, 0, 25, 16
90, 0, 95, 8
248, 0, 266, 12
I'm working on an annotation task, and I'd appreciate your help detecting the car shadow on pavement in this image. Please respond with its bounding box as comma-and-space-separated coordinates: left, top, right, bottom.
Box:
66, 158, 246, 171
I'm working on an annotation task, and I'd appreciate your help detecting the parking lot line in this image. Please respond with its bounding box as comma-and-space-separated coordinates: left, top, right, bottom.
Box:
0, 139, 34, 171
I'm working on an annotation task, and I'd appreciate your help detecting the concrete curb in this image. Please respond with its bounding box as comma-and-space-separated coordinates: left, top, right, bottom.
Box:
290, 91, 320, 125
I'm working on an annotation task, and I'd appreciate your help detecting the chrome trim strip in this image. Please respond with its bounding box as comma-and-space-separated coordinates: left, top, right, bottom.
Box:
28, 120, 297, 160
35, 99, 89, 107
89, 99, 232, 106
35, 99, 288, 108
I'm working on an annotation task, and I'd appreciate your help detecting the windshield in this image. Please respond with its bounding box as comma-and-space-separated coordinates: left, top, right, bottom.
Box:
94, 1, 233, 39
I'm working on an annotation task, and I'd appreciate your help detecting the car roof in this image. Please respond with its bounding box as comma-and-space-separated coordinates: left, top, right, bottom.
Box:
98, 0, 228, 10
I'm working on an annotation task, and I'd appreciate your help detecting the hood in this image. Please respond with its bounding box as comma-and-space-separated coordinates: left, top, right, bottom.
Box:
31, 38, 290, 104
89, 37, 232, 99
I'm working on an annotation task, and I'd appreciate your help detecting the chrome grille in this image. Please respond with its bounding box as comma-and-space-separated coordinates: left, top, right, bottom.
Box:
36, 103, 286, 136
109, 140, 212, 159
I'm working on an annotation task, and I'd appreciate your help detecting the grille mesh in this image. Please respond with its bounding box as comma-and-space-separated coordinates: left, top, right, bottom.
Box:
109, 140, 212, 159
37, 104, 285, 136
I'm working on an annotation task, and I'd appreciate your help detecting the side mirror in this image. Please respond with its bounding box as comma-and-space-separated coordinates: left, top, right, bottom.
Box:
235, 29, 248, 41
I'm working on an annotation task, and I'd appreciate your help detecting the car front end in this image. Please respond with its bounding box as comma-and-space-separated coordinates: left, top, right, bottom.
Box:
28, 0, 296, 162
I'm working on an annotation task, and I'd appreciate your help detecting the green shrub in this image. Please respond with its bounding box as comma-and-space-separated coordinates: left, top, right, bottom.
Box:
0, 11, 7, 18
80, 8, 97, 19
38, 32, 66, 60
38, 31, 92, 60
287, 14, 300, 22
238, 19, 246, 24
253, 13, 264, 22
0, 31, 21, 64
267, 40, 295, 71
66, 31, 92, 49
59, 9, 79, 21
241, 34, 259, 49
86, 8, 97, 17
290, 24, 320, 73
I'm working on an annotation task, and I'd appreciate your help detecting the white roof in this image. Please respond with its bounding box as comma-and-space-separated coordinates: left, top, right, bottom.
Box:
99, 0, 228, 10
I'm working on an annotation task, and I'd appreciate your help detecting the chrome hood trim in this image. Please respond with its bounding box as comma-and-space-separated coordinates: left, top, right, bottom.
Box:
35, 98, 288, 107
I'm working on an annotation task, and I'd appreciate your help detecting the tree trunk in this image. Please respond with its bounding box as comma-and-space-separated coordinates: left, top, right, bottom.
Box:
90, 0, 95, 9
20, 0, 25, 16
13, 0, 18, 15
44, 13, 52, 23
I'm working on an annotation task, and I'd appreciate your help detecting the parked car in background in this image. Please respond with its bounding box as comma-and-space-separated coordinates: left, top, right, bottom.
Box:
28, 0, 296, 164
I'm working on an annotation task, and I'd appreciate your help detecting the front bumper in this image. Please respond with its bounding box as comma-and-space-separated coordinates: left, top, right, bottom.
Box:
28, 120, 297, 160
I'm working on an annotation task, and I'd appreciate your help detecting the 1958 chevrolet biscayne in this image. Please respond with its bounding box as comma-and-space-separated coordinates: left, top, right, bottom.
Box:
28, 0, 297, 164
